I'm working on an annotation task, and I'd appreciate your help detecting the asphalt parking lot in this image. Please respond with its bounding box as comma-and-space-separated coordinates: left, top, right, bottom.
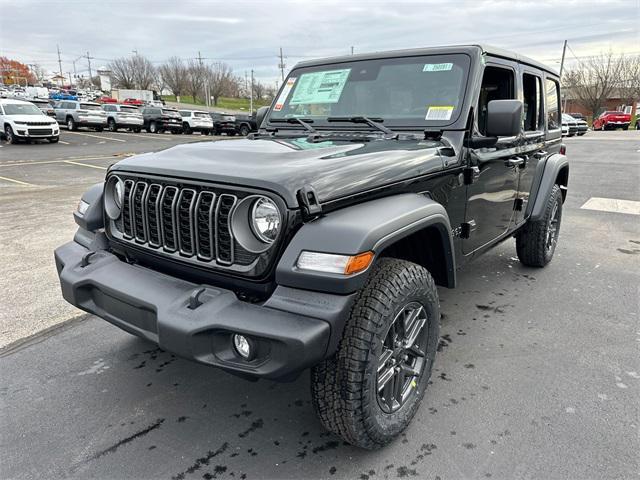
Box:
1, 130, 639, 480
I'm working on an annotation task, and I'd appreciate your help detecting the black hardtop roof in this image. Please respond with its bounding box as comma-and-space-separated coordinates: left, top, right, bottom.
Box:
294, 44, 559, 77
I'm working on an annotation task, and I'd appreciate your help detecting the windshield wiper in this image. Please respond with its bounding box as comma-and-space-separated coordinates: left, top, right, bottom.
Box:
326, 116, 397, 137
270, 117, 316, 133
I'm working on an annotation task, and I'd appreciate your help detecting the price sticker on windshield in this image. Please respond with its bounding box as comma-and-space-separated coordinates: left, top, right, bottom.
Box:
423, 63, 453, 72
274, 77, 296, 111
426, 105, 454, 121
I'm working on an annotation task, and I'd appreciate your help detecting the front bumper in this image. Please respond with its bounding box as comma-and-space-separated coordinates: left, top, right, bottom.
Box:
14, 126, 59, 137
54, 240, 354, 380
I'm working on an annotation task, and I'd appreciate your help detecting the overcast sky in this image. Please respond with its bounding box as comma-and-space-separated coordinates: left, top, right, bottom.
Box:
1, 0, 638, 85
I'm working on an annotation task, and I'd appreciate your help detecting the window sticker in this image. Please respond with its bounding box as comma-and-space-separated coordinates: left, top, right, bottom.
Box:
425, 105, 454, 121
423, 63, 453, 72
289, 69, 351, 105
274, 77, 297, 111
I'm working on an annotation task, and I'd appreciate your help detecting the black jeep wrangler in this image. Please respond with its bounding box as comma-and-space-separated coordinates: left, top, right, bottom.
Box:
55, 45, 568, 449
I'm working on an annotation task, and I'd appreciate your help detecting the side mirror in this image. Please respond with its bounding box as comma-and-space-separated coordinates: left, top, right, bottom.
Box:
486, 99, 523, 137
256, 106, 269, 129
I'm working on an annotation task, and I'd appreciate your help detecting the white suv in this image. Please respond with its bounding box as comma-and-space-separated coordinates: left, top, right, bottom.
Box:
178, 109, 214, 135
0, 98, 60, 144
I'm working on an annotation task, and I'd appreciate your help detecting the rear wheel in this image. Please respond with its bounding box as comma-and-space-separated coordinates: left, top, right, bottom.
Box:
516, 184, 563, 267
239, 125, 250, 136
622, 125, 629, 131
311, 258, 439, 449
132, 127, 141, 133
4, 125, 17, 144
66, 117, 76, 131
183, 123, 192, 134
95, 127, 104, 132
107, 118, 117, 132
149, 121, 158, 133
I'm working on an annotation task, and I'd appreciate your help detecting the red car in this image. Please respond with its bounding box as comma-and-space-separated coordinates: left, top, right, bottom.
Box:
593, 111, 631, 130
96, 96, 117, 104
123, 98, 144, 107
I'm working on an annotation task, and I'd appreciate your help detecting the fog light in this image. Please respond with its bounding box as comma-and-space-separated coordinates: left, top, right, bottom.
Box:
233, 334, 254, 360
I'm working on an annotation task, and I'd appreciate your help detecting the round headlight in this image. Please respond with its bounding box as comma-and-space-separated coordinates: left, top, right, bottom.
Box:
250, 197, 281, 244
105, 176, 124, 220
114, 179, 124, 208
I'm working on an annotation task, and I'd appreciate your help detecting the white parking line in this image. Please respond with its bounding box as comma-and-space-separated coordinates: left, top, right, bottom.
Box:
581, 197, 640, 215
63, 160, 107, 170
65, 131, 126, 142
0, 154, 127, 168
58, 140, 70, 145
109, 131, 173, 141
0, 175, 34, 186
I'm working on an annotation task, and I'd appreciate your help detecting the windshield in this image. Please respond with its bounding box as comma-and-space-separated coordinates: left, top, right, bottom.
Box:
3, 103, 43, 115
269, 54, 470, 129
81, 103, 101, 110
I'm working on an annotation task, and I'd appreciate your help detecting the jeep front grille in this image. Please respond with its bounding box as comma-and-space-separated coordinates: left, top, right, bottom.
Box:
109, 175, 264, 269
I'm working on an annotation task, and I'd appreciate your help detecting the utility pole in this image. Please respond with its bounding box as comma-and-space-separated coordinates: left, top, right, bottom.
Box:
278, 47, 286, 81
559, 40, 568, 79
86, 51, 93, 82
250, 69, 254, 114
197, 51, 210, 108
56, 45, 63, 79
351, 46, 354, 55
67, 72, 72, 86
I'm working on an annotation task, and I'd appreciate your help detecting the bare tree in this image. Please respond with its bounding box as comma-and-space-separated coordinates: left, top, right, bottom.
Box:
563, 51, 623, 117
131, 54, 156, 90
30, 63, 47, 84
618, 54, 640, 115
186, 59, 206, 102
252, 79, 265, 100
109, 57, 136, 89
159, 57, 187, 100
206, 62, 233, 106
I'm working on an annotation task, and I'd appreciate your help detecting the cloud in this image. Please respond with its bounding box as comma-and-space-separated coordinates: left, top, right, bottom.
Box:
0, 0, 637, 84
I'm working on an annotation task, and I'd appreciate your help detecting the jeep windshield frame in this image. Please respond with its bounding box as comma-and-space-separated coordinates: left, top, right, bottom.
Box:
267, 53, 472, 131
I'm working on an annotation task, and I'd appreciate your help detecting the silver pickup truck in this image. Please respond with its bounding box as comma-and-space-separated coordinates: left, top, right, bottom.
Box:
54, 100, 107, 131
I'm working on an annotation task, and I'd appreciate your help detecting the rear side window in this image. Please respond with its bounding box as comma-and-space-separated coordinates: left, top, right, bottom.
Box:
81, 103, 101, 111
523, 73, 543, 131
545, 78, 560, 130
179, 111, 190, 117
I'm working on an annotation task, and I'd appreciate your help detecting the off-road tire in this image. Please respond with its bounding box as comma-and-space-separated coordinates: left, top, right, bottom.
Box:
516, 184, 563, 267
310, 258, 440, 449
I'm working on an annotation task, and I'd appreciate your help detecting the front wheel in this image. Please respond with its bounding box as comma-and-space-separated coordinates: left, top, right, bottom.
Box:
516, 184, 563, 267
4, 125, 17, 144
95, 127, 104, 132
239, 125, 250, 136
311, 258, 439, 449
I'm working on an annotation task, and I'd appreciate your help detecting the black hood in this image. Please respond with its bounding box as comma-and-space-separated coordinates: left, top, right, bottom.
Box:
110, 135, 446, 208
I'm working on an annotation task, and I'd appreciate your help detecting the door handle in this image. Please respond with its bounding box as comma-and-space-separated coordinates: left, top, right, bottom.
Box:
506, 156, 526, 168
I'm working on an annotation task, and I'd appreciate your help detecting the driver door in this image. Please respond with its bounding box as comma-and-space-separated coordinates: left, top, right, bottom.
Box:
463, 60, 521, 255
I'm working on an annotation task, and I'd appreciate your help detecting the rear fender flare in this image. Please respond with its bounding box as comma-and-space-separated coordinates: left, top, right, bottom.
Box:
527, 153, 569, 221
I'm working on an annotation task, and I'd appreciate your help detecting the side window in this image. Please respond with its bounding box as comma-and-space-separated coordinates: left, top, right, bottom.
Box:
545, 78, 560, 130
478, 65, 515, 136
523, 73, 543, 131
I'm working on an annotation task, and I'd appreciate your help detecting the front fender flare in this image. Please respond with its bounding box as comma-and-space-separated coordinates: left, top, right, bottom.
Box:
276, 193, 455, 295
